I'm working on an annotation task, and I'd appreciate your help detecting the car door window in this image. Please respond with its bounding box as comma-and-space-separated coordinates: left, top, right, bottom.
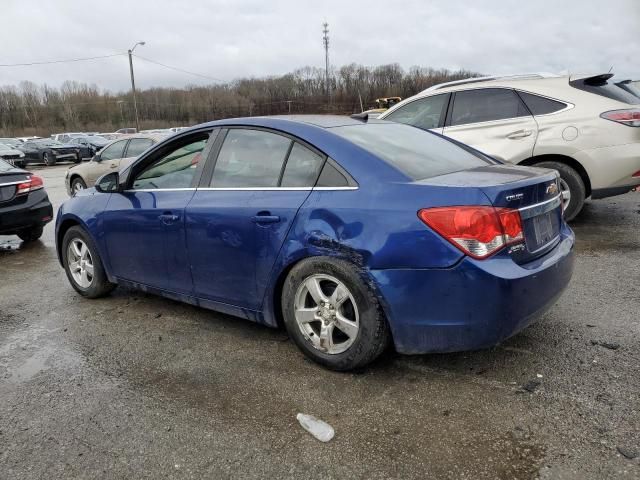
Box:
517, 91, 567, 115
100, 140, 127, 161
126, 138, 154, 157
450, 88, 529, 126
384, 93, 449, 130
131, 137, 206, 190
280, 143, 324, 187
211, 129, 291, 188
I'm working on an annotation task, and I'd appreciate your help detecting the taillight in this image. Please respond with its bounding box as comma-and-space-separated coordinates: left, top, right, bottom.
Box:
633, 170, 640, 178
600, 109, 640, 127
16, 175, 44, 195
418, 206, 524, 259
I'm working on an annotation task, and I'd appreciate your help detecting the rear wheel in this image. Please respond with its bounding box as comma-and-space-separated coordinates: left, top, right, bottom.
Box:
536, 161, 585, 221
62, 226, 115, 298
282, 257, 390, 371
17, 226, 43, 242
43, 151, 56, 166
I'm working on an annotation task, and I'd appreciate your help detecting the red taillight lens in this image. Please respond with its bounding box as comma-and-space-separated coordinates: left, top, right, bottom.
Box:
16, 175, 44, 195
633, 170, 640, 178
600, 109, 640, 127
418, 206, 523, 259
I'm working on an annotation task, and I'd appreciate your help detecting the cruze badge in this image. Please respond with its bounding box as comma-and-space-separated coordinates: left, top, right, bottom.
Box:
546, 183, 558, 195
505, 192, 524, 201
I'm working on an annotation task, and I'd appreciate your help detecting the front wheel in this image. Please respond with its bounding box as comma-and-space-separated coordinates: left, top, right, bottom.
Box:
536, 161, 585, 221
62, 226, 116, 298
71, 177, 87, 195
281, 257, 390, 371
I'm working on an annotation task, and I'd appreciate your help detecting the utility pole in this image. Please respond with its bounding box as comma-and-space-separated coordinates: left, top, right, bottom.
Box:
286, 100, 292, 114
128, 41, 145, 132
322, 22, 330, 106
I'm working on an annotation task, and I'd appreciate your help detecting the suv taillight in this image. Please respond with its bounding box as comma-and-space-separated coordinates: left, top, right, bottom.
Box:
600, 109, 640, 127
418, 206, 523, 259
16, 175, 44, 195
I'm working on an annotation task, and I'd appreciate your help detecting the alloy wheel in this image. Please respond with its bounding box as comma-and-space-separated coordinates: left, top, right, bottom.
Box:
559, 178, 571, 211
73, 180, 85, 194
294, 274, 359, 354
67, 238, 94, 288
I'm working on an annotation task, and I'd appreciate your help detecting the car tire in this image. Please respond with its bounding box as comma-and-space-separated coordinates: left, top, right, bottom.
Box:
281, 257, 390, 371
62, 226, 116, 298
43, 151, 56, 166
17, 226, 43, 242
536, 161, 585, 221
71, 177, 87, 195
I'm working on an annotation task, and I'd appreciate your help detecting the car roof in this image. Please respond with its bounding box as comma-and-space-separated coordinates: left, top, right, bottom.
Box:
197, 114, 388, 130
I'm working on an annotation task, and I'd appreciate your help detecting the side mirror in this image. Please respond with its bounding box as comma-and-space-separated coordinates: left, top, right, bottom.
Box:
92, 152, 101, 162
95, 171, 122, 193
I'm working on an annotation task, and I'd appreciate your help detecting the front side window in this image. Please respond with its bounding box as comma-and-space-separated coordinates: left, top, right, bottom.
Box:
126, 138, 154, 157
280, 143, 324, 187
100, 140, 127, 161
450, 88, 530, 126
384, 93, 449, 130
131, 135, 207, 190
211, 129, 291, 188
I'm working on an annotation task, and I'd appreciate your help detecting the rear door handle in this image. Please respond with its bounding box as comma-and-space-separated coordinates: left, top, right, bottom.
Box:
251, 214, 281, 224
507, 129, 533, 139
158, 213, 180, 224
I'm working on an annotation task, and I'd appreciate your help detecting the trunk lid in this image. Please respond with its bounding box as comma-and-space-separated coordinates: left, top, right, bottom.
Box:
0, 167, 30, 204
418, 164, 563, 263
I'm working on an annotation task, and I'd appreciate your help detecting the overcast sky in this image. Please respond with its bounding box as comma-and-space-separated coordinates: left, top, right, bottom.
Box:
1, 0, 639, 92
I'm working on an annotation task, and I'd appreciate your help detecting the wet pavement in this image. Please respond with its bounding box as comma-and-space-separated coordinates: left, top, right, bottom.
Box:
1, 164, 639, 479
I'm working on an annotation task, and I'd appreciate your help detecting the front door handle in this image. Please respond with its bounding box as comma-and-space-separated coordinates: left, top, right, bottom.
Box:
251, 213, 281, 224
158, 213, 180, 224
507, 129, 533, 139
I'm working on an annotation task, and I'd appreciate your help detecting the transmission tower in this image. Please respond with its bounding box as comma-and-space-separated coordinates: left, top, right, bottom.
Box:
322, 22, 330, 105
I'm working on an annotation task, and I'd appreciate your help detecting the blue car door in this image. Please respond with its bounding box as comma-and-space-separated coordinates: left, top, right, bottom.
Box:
185, 128, 325, 311
101, 131, 214, 294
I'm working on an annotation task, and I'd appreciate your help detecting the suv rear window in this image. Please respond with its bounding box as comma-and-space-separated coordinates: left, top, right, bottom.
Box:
570, 76, 639, 105
331, 123, 494, 180
517, 91, 567, 115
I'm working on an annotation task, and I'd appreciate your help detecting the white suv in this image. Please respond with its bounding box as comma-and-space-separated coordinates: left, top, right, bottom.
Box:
379, 73, 640, 220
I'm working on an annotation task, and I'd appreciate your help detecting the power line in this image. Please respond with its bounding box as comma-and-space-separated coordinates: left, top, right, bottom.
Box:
132, 54, 225, 83
0, 53, 124, 67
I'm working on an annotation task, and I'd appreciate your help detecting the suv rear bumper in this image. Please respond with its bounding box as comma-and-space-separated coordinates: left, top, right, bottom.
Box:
370, 226, 575, 354
575, 143, 640, 195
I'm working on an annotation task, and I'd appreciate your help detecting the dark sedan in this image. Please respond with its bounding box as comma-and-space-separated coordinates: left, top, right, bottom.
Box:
69, 136, 110, 159
19, 139, 82, 166
0, 159, 53, 241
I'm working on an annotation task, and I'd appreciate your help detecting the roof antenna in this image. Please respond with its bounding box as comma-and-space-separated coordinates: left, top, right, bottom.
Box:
350, 112, 369, 122
608, 65, 614, 73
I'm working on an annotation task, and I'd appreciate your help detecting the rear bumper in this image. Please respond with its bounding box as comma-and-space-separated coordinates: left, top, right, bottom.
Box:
370, 226, 575, 354
0, 191, 53, 234
574, 142, 640, 192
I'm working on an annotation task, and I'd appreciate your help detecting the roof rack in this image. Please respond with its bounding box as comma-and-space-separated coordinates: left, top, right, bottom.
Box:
423, 73, 561, 92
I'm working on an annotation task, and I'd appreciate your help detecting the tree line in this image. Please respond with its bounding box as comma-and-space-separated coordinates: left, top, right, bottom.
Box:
0, 63, 478, 137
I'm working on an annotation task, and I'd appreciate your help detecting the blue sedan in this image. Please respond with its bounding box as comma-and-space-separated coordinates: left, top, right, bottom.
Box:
55, 116, 575, 370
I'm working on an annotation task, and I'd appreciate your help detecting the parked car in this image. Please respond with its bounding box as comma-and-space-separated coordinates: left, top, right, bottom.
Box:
379, 72, 640, 220
16, 136, 43, 142
0, 158, 53, 242
55, 116, 574, 370
68, 135, 110, 159
51, 132, 85, 143
19, 138, 81, 166
0, 143, 26, 168
64, 134, 164, 195
0, 138, 24, 149
115, 128, 137, 134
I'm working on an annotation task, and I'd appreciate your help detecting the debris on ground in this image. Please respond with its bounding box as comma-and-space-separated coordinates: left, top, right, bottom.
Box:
522, 380, 541, 393
616, 446, 638, 459
590, 340, 621, 350
296, 413, 335, 442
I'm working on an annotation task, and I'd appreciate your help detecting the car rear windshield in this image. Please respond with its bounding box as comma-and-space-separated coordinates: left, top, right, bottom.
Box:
570, 77, 640, 105
331, 123, 495, 180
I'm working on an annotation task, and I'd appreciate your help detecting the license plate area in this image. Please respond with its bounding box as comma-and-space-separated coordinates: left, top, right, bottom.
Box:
525, 209, 561, 252
0, 185, 16, 202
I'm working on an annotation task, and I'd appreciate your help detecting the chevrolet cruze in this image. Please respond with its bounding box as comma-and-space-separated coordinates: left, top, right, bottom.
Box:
56, 116, 574, 370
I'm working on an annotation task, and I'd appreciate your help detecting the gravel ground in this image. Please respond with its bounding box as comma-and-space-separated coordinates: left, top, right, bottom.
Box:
1, 164, 639, 479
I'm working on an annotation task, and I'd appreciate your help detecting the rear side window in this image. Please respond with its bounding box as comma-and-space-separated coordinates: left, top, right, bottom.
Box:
280, 143, 324, 187
384, 93, 449, 130
126, 138, 154, 157
316, 161, 350, 187
332, 123, 494, 181
517, 91, 567, 115
570, 77, 640, 105
450, 88, 529, 126
211, 129, 291, 187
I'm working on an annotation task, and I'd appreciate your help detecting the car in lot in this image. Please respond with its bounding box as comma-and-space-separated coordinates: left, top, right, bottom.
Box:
0, 138, 24, 149
68, 135, 110, 159
64, 134, 164, 195
51, 132, 85, 143
379, 73, 640, 220
0, 158, 53, 242
55, 116, 574, 370
19, 138, 82, 166
0, 143, 26, 168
